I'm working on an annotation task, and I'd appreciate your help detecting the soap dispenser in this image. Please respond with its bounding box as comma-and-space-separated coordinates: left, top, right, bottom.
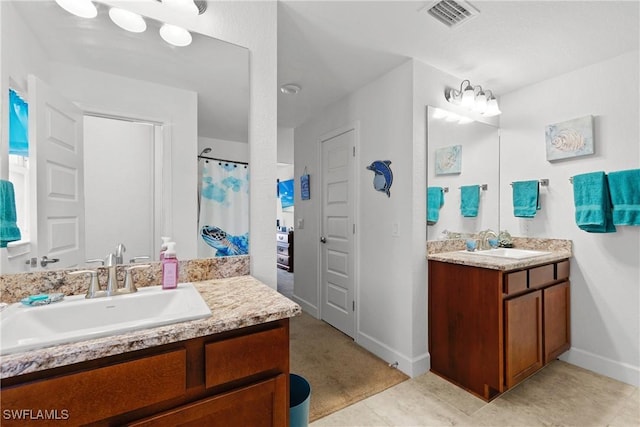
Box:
161, 242, 179, 290
159, 236, 172, 261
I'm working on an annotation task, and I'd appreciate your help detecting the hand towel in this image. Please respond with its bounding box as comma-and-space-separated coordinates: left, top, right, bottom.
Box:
512, 180, 541, 218
572, 171, 616, 233
427, 187, 445, 225
460, 185, 479, 217
607, 169, 640, 226
0, 179, 22, 248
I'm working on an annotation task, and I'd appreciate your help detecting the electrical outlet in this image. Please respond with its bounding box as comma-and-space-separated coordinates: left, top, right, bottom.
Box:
297, 218, 304, 229
392, 222, 399, 237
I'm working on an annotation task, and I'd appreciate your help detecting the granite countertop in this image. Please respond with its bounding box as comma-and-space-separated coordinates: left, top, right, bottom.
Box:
427, 237, 572, 271
0, 275, 301, 380
428, 249, 571, 271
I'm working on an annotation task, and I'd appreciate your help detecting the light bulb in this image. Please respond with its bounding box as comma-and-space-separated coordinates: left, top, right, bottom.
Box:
109, 8, 147, 33
55, 0, 97, 18
159, 23, 192, 47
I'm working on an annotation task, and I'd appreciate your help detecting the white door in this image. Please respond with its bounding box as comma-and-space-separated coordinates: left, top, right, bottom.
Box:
83, 116, 156, 262
28, 75, 85, 269
321, 128, 356, 338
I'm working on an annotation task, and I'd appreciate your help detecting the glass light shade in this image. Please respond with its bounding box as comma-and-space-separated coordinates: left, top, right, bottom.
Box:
474, 93, 487, 113
163, 0, 198, 16
461, 86, 475, 107
55, 0, 97, 18
484, 98, 502, 116
159, 23, 192, 47
109, 8, 147, 33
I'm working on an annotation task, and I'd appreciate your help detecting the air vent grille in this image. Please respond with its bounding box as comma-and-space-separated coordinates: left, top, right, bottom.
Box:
424, 0, 479, 28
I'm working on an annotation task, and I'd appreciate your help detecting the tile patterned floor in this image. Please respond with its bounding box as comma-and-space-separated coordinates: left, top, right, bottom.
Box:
310, 361, 639, 426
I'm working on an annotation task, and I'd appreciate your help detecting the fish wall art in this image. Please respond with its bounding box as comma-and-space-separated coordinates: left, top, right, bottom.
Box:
366, 160, 393, 197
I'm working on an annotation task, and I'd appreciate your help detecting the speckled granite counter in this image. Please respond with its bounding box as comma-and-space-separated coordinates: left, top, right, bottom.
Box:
0, 275, 301, 379
427, 237, 572, 271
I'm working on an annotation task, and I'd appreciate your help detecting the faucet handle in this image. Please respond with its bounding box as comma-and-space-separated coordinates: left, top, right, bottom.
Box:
122, 265, 151, 294
69, 270, 105, 299
129, 256, 150, 264
86, 258, 105, 266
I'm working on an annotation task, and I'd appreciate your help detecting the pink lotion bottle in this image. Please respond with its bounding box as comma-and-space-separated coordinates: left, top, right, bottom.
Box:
161, 242, 179, 290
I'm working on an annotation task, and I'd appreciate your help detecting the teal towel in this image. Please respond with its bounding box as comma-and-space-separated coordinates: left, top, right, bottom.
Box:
572, 172, 616, 233
512, 180, 541, 218
427, 187, 444, 225
460, 185, 479, 217
0, 180, 21, 248
607, 169, 640, 226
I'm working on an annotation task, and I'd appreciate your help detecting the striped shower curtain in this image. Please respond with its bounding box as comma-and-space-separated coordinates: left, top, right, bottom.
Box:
197, 160, 249, 257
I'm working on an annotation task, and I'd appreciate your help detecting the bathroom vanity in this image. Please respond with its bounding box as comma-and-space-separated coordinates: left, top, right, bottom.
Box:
428, 244, 571, 401
0, 276, 300, 426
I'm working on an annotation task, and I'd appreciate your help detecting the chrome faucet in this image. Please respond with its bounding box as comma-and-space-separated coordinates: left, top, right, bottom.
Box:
114, 243, 126, 265
480, 229, 498, 250
104, 253, 119, 296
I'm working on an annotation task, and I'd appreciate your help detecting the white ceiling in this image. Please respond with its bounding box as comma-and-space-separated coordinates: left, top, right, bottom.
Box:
277, 0, 640, 128
10, 0, 249, 143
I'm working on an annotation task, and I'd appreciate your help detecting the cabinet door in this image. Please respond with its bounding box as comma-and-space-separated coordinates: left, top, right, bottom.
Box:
505, 290, 543, 388
129, 374, 288, 427
544, 281, 571, 363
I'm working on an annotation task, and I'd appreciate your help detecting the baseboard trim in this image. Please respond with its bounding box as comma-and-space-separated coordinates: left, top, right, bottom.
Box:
291, 294, 319, 319
356, 330, 430, 378
561, 347, 640, 387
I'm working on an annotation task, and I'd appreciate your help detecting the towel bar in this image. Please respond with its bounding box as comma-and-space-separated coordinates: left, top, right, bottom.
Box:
509, 179, 549, 186
457, 184, 488, 191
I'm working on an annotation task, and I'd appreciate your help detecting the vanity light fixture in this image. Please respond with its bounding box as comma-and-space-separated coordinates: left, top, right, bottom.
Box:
159, 23, 193, 47
108, 8, 147, 33
280, 84, 301, 95
54, 0, 97, 18
446, 80, 502, 117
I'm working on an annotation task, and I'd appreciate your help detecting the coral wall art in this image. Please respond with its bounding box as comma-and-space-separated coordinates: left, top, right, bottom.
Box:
545, 115, 594, 161
435, 145, 462, 175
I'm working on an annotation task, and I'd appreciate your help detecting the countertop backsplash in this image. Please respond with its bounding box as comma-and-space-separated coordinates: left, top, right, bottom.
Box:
0, 255, 250, 304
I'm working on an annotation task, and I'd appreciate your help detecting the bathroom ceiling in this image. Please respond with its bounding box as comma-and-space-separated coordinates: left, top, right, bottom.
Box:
277, 0, 640, 128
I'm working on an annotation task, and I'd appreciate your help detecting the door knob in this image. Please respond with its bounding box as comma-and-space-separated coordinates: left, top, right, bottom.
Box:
40, 256, 60, 267
320, 236, 327, 244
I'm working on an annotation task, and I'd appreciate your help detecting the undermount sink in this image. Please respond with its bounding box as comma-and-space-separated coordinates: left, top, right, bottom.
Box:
0, 283, 211, 356
462, 248, 552, 259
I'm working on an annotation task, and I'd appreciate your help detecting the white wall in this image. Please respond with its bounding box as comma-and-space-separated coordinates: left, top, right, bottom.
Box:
278, 126, 294, 164
499, 51, 640, 386
198, 136, 249, 163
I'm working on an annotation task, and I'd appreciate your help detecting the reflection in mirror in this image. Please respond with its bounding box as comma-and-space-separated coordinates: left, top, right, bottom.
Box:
1, 1, 249, 273
426, 106, 500, 241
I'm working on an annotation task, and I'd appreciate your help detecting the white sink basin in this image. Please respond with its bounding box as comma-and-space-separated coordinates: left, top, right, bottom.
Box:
0, 283, 211, 356
462, 248, 552, 259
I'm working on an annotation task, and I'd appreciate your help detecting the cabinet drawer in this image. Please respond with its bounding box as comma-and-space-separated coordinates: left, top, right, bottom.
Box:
276, 233, 290, 243
556, 260, 570, 281
205, 327, 287, 389
1, 350, 186, 426
276, 243, 291, 256
277, 254, 291, 266
504, 270, 527, 295
529, 264, 554, 289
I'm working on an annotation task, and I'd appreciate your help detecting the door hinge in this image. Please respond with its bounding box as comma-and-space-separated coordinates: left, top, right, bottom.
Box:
352, 146, 355, 157
352, 300, 355, 311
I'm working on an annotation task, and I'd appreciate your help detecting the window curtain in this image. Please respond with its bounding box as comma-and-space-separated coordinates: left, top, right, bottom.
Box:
9, 89, 29, 157
197, 161, 249, 257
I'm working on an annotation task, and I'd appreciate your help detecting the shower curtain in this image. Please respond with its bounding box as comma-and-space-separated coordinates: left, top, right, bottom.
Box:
198, 160, 249, 257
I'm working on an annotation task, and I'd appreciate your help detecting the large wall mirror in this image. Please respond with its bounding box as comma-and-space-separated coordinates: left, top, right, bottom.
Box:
1, 1, 249, 273
426, 106, 500, 241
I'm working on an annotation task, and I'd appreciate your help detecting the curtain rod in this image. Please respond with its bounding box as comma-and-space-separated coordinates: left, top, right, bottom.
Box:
197, 155, 249, 166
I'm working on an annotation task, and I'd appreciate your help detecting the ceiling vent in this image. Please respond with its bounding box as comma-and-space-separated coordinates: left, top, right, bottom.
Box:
422, 0, 480, 28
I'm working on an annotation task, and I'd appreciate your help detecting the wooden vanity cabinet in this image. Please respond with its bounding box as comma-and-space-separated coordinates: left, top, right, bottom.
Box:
428, 259, 570, 401
0, 319, 290, 427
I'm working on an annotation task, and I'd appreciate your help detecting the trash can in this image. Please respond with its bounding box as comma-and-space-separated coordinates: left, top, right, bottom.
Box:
290, 373, 311, 427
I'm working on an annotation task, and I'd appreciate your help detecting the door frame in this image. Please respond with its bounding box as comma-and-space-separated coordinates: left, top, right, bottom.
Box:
78, 103, 172, 260
316, 121, 360, 338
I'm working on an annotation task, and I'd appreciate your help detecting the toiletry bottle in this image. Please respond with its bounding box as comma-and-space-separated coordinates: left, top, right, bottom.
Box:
159, 236, 171, 261
161, 242, 179, 289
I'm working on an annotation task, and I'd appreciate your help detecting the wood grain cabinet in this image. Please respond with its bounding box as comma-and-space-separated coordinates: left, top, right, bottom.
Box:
428, 259, 570, 401
0, 320, 290, 426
